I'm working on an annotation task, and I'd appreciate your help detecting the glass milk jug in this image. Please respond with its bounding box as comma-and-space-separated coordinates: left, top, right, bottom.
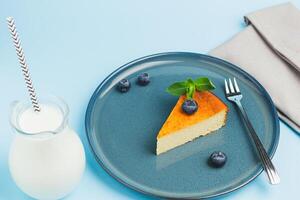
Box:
9, 95, 86, 200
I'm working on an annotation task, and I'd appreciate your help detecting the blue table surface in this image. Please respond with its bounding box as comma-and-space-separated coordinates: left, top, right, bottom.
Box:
1, 0, 300, 199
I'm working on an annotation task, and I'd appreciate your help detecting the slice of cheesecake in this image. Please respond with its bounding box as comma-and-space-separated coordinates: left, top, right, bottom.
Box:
156, 91, 228, 155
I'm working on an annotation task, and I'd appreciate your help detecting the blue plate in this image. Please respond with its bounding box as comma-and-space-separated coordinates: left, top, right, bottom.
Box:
85, 52, 279, 199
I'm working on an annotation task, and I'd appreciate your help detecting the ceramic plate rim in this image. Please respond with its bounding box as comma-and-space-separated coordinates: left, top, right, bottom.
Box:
85, 52, 280, 199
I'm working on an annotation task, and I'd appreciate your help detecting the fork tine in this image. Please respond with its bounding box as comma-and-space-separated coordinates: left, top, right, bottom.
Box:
233, 77, 240, 92
224, 79, 229, 94
228, 78, 235, 93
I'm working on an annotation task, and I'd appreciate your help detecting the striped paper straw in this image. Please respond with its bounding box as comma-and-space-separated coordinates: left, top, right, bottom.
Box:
7, 17, 41, 112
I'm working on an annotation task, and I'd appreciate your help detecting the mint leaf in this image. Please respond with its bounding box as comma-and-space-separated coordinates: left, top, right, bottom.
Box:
186, 78, 195, 99
194, 77, 215, 91
166, 81, 188, 96
166, 77, 216, 99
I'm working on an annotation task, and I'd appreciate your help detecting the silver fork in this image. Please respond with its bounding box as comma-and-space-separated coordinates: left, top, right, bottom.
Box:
224, 78, 280, 185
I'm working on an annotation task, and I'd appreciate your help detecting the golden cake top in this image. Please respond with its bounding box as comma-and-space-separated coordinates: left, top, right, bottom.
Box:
157, 91, 228, 139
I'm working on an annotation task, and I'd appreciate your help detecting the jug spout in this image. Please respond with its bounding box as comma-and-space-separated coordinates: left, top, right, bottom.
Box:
9, 94, 69, 138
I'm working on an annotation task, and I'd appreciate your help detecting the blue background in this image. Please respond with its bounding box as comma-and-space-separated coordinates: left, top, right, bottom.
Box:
1, 0, 299, 199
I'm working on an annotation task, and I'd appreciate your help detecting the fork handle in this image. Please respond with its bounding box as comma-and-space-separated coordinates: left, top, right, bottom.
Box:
235, 101, 280, 185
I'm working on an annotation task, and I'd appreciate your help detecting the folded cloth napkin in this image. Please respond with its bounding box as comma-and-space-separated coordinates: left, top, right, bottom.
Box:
210, 2, 300, 133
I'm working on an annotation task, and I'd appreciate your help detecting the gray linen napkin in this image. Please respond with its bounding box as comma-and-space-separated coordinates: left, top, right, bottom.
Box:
210, 2, 300, 133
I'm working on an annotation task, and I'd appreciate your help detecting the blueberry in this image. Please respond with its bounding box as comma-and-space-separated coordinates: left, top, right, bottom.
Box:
117, 79, 131, 93
137, 73, 150, 86
209, 151, 227, 168
182, 99, 198, 115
